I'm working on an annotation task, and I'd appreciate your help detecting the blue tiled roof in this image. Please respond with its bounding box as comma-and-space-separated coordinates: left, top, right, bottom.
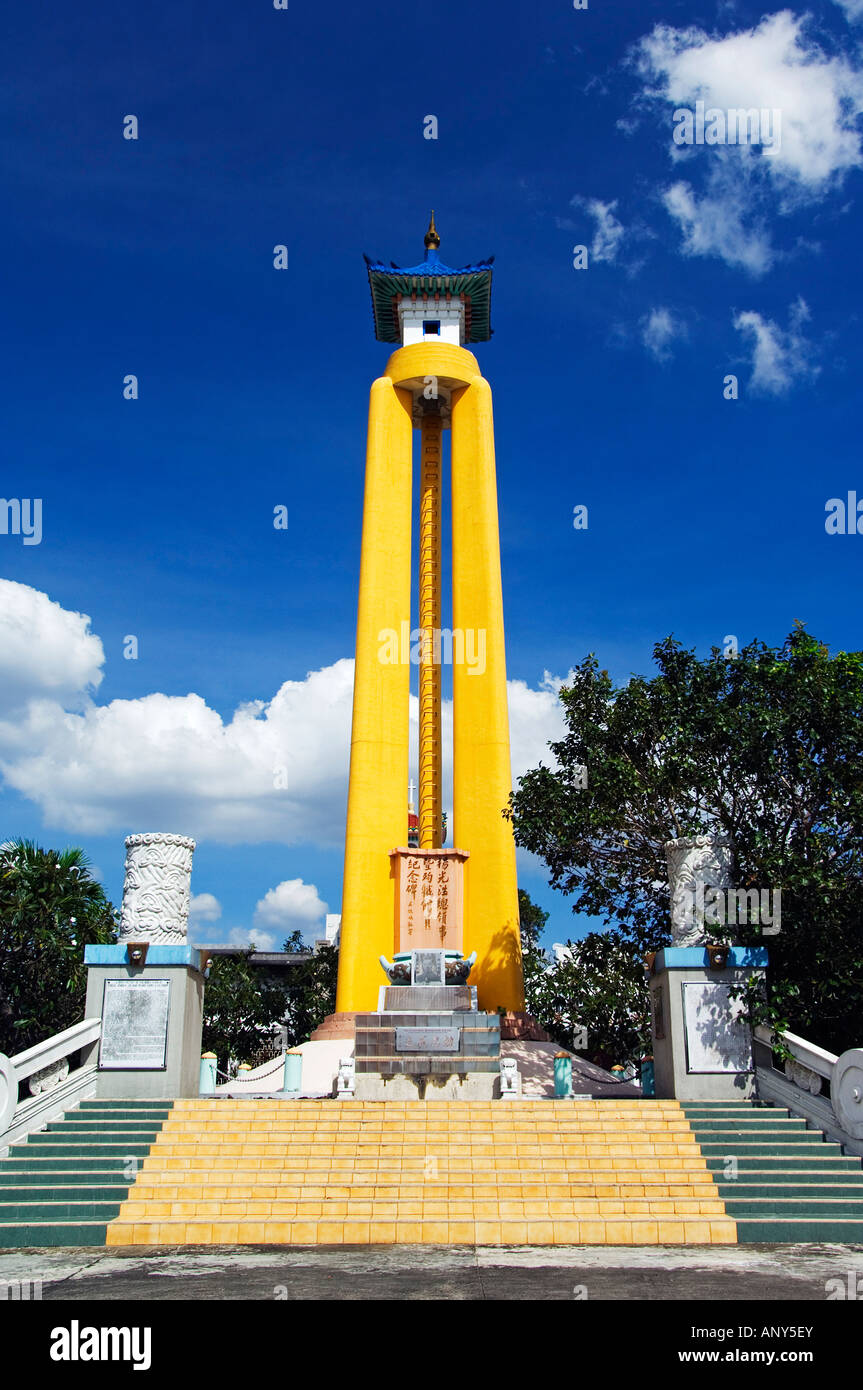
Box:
364, 248, 494, 278
364, 247, 495, 343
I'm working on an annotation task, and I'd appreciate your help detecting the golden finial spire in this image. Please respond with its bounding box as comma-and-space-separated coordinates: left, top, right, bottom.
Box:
424, 210, 440, 251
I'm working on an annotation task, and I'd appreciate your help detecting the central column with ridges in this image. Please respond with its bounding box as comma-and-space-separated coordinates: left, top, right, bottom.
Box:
419, 412, 443, 849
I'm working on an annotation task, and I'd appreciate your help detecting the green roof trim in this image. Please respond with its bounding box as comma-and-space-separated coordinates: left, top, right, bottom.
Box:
364, 250, 494, 343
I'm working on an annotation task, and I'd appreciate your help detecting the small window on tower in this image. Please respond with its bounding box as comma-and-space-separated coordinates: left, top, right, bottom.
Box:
423, 320, 441, 336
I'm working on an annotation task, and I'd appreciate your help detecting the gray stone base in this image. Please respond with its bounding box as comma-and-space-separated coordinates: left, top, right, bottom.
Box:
353, 1071, 500, 1101
649, 947, 767, 1101
82, 946, 204, 1100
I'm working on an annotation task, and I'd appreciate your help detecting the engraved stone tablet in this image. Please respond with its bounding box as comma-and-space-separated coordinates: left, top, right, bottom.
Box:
396, 1026, 460, 1053
99, 978, 170, 1069
682, 981, 752, 1073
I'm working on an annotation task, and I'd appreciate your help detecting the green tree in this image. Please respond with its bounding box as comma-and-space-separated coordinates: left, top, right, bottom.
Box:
201, 950, 287, 1077
281, 932, 339, 1046
530, 931, 650, 1071
0, 839, 117, 1055
508, 627, 863, 1055
517, 888, 648, 1069
517, 887, 549, 1002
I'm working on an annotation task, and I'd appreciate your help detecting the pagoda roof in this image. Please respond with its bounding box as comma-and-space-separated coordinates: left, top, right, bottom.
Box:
364, 245, 494, 343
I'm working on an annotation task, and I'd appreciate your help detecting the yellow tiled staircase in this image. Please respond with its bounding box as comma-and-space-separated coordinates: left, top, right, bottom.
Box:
106, 1099, 737, 1246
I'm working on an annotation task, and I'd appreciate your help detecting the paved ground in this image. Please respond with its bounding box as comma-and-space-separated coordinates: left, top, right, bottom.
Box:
2, 1242, 862, 1300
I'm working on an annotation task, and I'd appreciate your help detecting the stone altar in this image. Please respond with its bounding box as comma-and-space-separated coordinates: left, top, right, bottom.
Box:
348, 948, 501, 1100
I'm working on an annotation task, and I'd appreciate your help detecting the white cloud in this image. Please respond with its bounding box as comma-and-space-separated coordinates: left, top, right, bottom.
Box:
633, 12, 863, 273
253, 879, 328, 935
188, 892, 222, 923
732, 297, 819, 393
834, 0, 863, 22
663, 172, 774, 275
0, 587, 570, 847
572, 197, 626, 263
0, 657, 355, 845
507, 672, 569, 776
640, 306, 687, 360
636, 12, 863, 191
0, 581, 103, 715
221, 924, 280, 952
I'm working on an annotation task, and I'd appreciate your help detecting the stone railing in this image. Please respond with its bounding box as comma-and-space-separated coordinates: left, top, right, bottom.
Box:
754, 1025, 863, 1158
0, 1018, 102, 1155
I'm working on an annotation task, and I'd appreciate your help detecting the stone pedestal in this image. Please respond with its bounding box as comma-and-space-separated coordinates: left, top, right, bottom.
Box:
649, 947, 768, 1100
350, 948, 501, 1099
82, 944, 205, 1099
84, 832, 204, 1099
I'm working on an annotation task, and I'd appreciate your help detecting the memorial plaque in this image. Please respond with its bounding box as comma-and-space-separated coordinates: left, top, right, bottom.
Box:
390, 848, 468, 952
99, 978, 170, 1070
682, 981, 752, 1074
396, 1026, 460, 1053
411, 949, 446, 987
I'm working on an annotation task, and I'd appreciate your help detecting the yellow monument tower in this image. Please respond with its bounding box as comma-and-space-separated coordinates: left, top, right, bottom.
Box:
335, 215, 523, 1016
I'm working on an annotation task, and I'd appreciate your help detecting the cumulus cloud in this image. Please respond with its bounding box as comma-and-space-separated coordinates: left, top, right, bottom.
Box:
253, 879, 328, 935
662, 171, 774, 275
632, 12, 863, 272
833, 0, 863, 22
188, 892, 222, 924
0, 580, 104, 715
636, 12, 863, 191
219, 924, 280, 952
0, 585, 570, 847
732, 297, 820, 393
640, 306, 687, 360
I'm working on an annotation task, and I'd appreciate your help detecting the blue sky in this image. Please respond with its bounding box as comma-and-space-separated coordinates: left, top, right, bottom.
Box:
2, 0, 862, 950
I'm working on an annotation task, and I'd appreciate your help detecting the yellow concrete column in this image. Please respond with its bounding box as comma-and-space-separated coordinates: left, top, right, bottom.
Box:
336, 376, 413, 1013
451, 375, 524, 1011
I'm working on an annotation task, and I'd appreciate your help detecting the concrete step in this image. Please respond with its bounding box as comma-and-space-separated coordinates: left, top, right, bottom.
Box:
0, 1185, 132, 1201
0, 1200, 130, 1222
7, 1144, 156, 1159
0, 1158, 147, 1173
135, 1181, 720, 1199
716, 1180, 863, 1196
736, 1218, 863, 1243
104, 1215, 738, 1246
697, 1141, 844, 1157
115, 1197, 730, 1220
0, 1222, 109, 1248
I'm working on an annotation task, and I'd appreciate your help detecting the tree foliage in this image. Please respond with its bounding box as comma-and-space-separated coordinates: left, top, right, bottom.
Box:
508, 628, 863, 1055
518, 889, 649, 1070
0, 839, 117, 1056
201, 951, 287, 1077
201, 931, 340, 1076
280, 931, 339, 1047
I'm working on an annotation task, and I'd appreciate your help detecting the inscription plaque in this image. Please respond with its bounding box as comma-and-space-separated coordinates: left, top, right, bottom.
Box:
99, 978, 170, 1070
395, 1026, 460, 1053
682, 981, 752, 1074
